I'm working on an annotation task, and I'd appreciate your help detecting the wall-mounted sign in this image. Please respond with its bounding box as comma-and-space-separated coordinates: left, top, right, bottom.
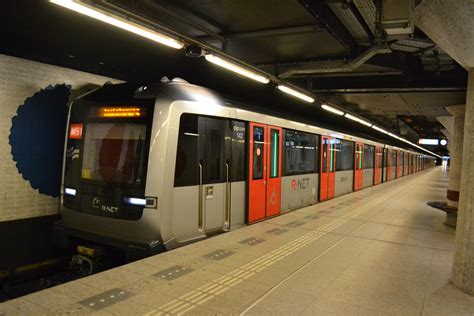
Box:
418, 138, 439, 145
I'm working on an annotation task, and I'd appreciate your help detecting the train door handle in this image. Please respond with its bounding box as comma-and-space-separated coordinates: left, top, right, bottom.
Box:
198, 162, 204, 231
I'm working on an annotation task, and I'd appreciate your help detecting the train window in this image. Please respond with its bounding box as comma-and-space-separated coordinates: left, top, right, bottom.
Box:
253, 126, 265, 180
329, 141, 335, 172
363, 145, 374, 169
336, 140, 354, 171
202, 118, 225, 184
355, 144, 363, 170
81, 123, 147, 184
283, 130, 318, 175
174, 114, 198, 187
322, 139, 327, 173
392, 151, 397, 166
270, 129, 280, 178
375, 147, 383, 168
231, 120, 246, 182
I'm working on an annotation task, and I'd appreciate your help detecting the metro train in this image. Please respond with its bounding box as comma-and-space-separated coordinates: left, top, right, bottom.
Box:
55, 78, 435, 263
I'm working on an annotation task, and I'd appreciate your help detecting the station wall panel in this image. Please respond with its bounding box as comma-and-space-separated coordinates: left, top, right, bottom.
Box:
0, 54, 119, 222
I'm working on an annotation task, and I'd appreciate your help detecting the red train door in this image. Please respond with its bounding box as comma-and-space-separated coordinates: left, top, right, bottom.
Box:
354, 142, 364, 191
248, 122, 282, 223
374, 147, 382, 185
320, 136, 336, 201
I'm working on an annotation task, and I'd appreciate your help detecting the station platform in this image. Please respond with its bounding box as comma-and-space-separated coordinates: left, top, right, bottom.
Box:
2, 167, 474, 315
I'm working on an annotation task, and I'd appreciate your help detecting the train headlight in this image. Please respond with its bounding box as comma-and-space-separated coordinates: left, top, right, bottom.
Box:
124, 197, 147, 206
64, 188, 77, 196
124, 197, 157, 208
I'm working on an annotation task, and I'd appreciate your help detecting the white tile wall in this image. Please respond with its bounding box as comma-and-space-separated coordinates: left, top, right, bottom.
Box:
0, 54, 120, 222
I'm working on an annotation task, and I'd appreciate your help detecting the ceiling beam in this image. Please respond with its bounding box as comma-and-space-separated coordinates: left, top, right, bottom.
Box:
199, 24, 324, 42
141, 0, 226, 42
312, 87, 467, 94
299, 0, 357, 53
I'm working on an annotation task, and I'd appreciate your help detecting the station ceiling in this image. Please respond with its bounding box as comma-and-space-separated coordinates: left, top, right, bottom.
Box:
2, 0, 468, 156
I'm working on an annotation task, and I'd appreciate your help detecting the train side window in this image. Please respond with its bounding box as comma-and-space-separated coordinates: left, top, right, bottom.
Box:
322, 140, 328, 173
202, 117, 225, 184
283, 129, 318, 175
174, 114, 198, 187
336, 139, 354, 171
363, 145, 374, 169
270, 129, 280, 178
329, 140, 335, 172
355, 144, 363, 170
231, 120, 246, 182
253, 126, 264, 180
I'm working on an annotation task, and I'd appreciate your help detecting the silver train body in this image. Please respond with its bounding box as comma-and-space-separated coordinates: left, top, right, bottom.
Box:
55, 79, 434, 259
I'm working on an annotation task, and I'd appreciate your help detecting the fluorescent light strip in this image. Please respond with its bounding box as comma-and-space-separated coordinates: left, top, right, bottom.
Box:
205, 54, 270, 84
344, 113, 373, 127
277, 85, 315, 103
50, 0, 184, 49
358, 119, 372, 127
371, 125, 388, 134
321, 104, 344, 115
344, 113, 360, 122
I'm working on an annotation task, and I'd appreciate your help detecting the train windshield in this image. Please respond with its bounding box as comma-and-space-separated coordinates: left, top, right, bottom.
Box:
81, 123, 147, 185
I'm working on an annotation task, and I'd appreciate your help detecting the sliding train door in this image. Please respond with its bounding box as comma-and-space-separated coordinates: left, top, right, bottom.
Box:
320, 136, 336, 201
173, 114, 247, 243
354, 142, 364, 191
248, 123, 282, 223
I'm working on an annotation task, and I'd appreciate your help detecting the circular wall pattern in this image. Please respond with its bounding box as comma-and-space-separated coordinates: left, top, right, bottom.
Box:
9, 84, 70, 197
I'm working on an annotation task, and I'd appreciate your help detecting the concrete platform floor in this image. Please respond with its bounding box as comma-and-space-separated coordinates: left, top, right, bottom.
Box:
2, 167, 474, 315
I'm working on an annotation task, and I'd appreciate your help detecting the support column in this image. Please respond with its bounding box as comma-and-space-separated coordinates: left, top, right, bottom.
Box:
445, 105, 465, 226
452, 69, 474, 295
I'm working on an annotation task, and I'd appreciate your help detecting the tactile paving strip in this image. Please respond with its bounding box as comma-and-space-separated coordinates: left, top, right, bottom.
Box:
203, 249, 235, 261
78, 288, 133, 311
153, 265, 193, 281
285, 221, 306, 227
266, 228, 288, 235
239, 237, 265, 246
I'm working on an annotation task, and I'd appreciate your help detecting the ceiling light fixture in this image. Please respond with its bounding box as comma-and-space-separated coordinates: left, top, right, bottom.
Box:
205, 54, 270, 84
371, 125, 388, 134
321, 104, 344, 115
50, 0, 184, 49
344, 113, 360, 122
277, 85, 315, 103
344, 113, 373, 127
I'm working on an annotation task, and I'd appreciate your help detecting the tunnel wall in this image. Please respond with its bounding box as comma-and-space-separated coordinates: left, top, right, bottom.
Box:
0, 54, 119, 223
